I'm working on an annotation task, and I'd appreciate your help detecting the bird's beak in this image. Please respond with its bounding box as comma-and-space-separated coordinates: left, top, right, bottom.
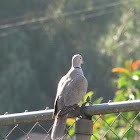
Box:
81, 61, 84, 64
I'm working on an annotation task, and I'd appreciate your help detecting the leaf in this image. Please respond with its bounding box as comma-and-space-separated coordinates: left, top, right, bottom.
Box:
67, 118, 75, 126
78, 100, 83, 106
93, 123, 100, 130
115, 90, 123, 95
132, 71, 140, 77
112, 68, 128, 73
114, 91, 126, 102
68, 127, 75, 136
125, 60, 133, 72
132, 60, 140, 70
104, 115, 118, 125
93, 97, 103, 104
118, 77, 128, 88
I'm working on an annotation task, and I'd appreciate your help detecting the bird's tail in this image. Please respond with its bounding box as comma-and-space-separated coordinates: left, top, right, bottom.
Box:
51, 115, 67, 140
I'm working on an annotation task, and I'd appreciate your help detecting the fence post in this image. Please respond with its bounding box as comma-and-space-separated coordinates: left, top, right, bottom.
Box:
74, 96, 93, 140
74, 117, 93, 140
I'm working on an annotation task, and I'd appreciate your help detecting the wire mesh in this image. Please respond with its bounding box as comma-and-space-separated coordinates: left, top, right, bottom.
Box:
0, 113, 76, 140
92, 111, 140, 140
0, 109, 140, 139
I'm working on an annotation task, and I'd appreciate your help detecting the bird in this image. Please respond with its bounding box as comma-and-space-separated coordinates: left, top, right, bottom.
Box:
51, 54, 88, 140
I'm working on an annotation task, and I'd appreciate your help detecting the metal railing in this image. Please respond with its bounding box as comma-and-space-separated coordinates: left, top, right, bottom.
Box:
0, 99, 140, 140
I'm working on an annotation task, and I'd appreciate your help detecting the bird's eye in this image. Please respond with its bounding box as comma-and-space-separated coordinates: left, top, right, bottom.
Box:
80, 57, 82, 59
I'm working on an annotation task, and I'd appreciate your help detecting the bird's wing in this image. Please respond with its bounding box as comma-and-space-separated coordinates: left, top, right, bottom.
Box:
58, 104, 78, 116
64, 75, 88, 106
53, 75, 71, 117
58, 75, 88, 116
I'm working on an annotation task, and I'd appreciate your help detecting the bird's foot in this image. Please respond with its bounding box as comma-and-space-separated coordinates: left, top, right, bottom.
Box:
79, 96, 92, 119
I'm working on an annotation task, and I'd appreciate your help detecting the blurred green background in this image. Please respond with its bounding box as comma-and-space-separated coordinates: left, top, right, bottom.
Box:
0, 0, 140, 113
0, 0, 140, 139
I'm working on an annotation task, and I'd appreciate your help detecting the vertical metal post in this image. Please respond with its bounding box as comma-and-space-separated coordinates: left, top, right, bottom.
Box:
74, 118, 93, 140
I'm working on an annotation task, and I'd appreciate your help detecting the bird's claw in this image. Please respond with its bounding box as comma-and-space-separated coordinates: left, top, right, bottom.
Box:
79, 96, 92, 119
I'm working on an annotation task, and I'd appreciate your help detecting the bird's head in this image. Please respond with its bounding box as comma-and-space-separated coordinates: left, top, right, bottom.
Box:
72, 54, 83, 68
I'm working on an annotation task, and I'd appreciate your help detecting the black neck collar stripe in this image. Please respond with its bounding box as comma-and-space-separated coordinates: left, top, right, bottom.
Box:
74, 67, 81, 69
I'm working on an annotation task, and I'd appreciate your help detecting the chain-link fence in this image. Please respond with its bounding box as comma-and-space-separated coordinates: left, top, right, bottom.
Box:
91, 112, 140, 140
0, 100, 140, 140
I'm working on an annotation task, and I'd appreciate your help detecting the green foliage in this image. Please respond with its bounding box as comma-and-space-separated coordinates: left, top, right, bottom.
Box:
67, 60, 140, 139
94, 60, 140, 139
113, 60, 140, 100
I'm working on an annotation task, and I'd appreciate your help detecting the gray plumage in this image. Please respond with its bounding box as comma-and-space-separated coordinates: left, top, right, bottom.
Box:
51, 54, 88, 140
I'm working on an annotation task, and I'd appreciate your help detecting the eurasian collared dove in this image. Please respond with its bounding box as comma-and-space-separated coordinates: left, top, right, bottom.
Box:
51, 54, 88, 140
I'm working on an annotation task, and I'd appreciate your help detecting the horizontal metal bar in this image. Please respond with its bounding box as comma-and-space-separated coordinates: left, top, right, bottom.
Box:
0, 109, 54, 126
84, 99, 140, 116
0, 100, 140, 126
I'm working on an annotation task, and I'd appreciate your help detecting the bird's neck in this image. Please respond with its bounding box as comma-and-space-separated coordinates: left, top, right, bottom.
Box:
74, 66, 81, 69
70, 65, 84, 76
72, 63, 81, 69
